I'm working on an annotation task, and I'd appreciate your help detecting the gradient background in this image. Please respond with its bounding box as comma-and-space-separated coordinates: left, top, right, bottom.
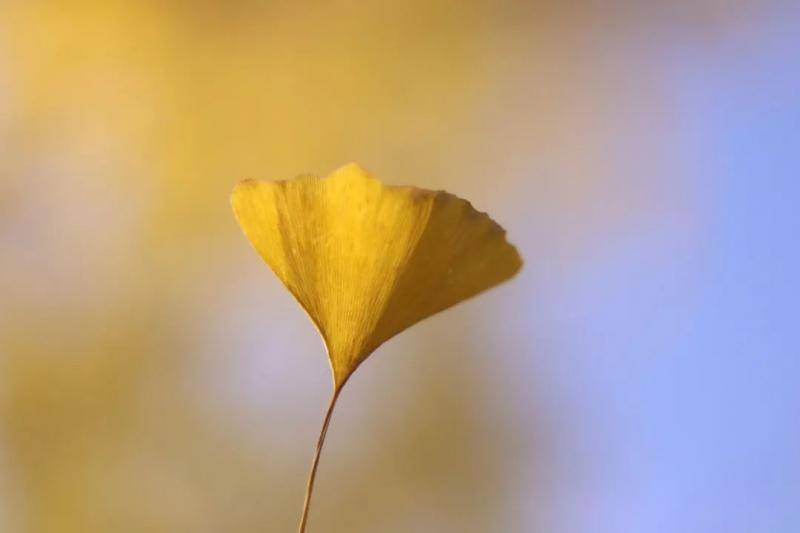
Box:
1, 1, 798, 532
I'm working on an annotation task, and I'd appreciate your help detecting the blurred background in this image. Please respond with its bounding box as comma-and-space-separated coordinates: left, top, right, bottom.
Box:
1, 1, 798, 531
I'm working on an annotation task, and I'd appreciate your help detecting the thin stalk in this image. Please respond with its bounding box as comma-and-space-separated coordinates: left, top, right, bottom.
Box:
297, 388, 342, 533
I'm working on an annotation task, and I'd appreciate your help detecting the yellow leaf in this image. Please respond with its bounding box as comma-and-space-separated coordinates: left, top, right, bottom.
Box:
231, 163, 522, 388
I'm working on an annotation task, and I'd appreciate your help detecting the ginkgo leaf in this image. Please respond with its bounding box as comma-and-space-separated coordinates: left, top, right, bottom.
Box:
231, 163, 523, 532
231, 162, 522, 388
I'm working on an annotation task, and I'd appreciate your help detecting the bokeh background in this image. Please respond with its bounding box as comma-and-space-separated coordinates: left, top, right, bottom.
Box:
1, 1, 798, 532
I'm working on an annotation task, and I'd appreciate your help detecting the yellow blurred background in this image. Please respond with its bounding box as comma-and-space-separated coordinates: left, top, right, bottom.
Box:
2, 1, 798, 532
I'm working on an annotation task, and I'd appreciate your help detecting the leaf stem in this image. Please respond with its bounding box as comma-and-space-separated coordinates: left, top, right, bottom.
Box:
297, 388, 342, 533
